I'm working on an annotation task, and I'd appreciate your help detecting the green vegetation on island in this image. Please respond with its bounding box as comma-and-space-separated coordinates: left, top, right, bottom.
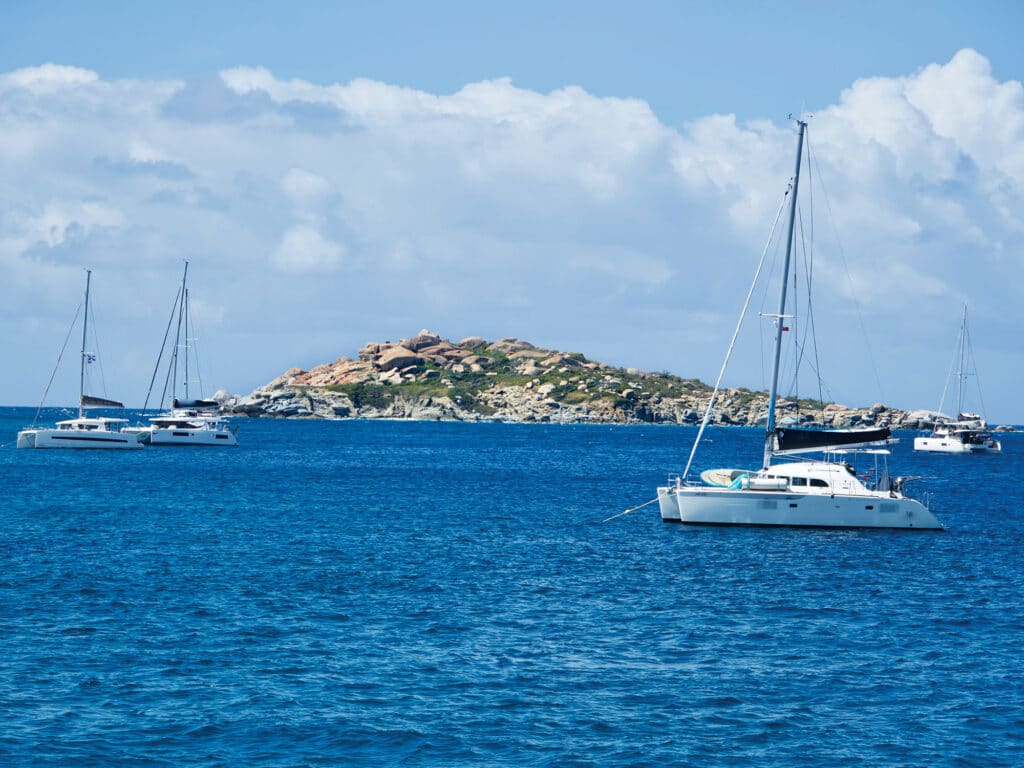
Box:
226, 329, 924, 427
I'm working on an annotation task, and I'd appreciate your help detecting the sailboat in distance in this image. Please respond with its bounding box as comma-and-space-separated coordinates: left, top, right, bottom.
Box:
913, 304, 1001, 454
130, 261, 238, 446
17, 270, 143, 449
657, 120, 942, 529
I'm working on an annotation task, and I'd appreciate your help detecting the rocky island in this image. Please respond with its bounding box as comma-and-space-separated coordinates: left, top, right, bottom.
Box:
222, 330, 946, 429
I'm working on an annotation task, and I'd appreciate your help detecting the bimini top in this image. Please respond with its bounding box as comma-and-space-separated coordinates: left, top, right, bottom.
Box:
55, 417, 129, 429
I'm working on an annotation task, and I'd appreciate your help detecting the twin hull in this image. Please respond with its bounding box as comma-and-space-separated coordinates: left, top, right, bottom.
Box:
16, 429, 143, 450
913, 436, 1000, 454
657, 486, 942, 529
149, 428, 237, 446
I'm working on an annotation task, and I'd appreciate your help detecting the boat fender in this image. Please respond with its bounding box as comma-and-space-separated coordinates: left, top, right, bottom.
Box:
729, 473, 751, 490
747, 476, 789, 491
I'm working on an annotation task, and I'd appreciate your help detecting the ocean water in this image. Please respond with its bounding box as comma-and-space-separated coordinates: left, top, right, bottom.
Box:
1, 407, 1021, 767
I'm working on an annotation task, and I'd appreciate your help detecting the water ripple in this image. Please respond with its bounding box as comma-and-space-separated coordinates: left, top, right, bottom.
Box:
1, 413, 1022, 766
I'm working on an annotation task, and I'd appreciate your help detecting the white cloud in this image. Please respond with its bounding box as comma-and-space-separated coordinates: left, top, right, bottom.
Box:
2, 63, 99, 92
127, 140, 175, 165
905, 49, 1024, 188
282, 167, 331, 209
19, 200, 125, 249
270, 226, 345, 272
2, 49, 1024, 419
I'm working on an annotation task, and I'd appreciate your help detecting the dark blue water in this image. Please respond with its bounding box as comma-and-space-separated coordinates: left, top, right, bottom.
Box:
2, 408, 1022, 767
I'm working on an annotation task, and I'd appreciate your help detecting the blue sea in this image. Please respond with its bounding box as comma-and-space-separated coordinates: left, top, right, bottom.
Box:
2, 407, 1021, 767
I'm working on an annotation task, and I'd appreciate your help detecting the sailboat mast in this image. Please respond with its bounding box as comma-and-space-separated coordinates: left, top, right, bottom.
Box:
763, 120, 806, 468
79, 269, 92, 419
184, 288, 190, 401
171, 261, 189, 407
956, 303, 967, 418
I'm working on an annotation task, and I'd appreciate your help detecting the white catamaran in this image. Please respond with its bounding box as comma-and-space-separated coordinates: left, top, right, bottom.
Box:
657, 120, 942, 530
129, 261, 238, 446
17, 270, 143, 450
913, 304, 1001, 454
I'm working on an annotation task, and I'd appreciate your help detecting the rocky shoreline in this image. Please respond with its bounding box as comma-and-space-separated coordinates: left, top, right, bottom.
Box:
218, 330, 959, 429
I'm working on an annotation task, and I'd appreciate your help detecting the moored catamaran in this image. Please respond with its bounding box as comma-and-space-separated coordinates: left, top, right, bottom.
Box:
657, 120, 943, 530
913, 304, 1000, 454
17, 270, 143, 450
127, 261, 238, 446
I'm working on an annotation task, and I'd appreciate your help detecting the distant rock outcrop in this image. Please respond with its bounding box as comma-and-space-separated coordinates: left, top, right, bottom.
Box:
229, 330, 924, 427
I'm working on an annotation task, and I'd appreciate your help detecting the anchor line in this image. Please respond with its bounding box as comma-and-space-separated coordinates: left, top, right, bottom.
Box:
603, 496, 660, 523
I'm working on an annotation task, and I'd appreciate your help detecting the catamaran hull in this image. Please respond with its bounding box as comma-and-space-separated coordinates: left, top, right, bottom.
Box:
913, 437, 1001, 454
16, 429, 143, 450
657, 486, 682, 523
149, 428, 237, 446
669, 487, 943, 529
122, 427, 153, 445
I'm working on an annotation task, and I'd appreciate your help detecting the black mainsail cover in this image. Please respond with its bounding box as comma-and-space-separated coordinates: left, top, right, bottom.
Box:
773, 426, 891, 455
173, 398, 219, 409
81, 394, 125, 409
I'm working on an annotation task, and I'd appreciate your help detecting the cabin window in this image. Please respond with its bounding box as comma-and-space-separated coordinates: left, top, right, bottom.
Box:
790, 477, 807, 487
809, 478, 829, 488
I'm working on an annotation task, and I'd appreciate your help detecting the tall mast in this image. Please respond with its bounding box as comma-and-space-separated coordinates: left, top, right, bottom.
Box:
184, 287, 190, 400
763, 119, 806, 468
956, 303, 967, 417
170, 261, 189, 406
79, 269, 92, 418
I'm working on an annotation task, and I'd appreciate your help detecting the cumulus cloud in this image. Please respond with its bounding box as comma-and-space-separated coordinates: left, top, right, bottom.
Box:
15, 201, 125, 250
1, 49, 1023, 418
2, 63, 99, 91
905, 49, 1024, 187
282, 167, 331, 210
271, 226, 345, 272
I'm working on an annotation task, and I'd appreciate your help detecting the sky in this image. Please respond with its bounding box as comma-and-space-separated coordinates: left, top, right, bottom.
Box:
2, 1, 1023, 421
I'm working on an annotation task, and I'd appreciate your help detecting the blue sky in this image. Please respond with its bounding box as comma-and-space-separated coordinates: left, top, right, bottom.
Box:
2, 1, 1023, 420
4, 1, 1021, 125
